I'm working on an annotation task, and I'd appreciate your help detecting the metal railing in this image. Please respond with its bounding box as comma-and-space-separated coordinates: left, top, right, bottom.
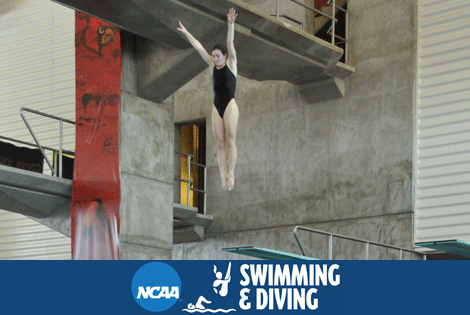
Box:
270, 13, 304, 30
274, 0, 348, 64
0, 135, 71, 156
174, 151, 207, 214
294, 226, 427, 260
20, 107, 75, 178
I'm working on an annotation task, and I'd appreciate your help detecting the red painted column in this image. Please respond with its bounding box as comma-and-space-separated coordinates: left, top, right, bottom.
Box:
72, 12, 122, 260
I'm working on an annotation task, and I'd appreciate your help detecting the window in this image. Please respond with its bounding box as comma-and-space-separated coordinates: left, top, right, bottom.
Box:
174, 120, 206, 214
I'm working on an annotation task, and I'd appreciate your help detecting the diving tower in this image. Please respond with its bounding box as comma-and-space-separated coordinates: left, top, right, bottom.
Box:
0, 105, 212, 244
0, 163, 212, 242
52, 0, 354, 104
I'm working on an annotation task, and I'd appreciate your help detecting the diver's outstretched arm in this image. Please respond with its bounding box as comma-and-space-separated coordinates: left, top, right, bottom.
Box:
225, 262, 232, 279
177, 21, 213, 67
227, 8, 238, 65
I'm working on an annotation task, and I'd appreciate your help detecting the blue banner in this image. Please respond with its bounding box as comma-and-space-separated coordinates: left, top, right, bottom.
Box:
0, 260, 467, 314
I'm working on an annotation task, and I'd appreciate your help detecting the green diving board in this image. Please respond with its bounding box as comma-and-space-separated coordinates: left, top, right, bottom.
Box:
222, 246, 318, 260
416, 240, 470, 258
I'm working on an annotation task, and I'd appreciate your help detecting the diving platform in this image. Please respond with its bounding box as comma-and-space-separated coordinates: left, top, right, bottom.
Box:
0, 165, 72, 219
0, 164, 212, 243
0, 164, 73, 237
52, 0, 354, 103
416, 240, 470, 259
173, 203, 213, 244
223, 246, 317, 260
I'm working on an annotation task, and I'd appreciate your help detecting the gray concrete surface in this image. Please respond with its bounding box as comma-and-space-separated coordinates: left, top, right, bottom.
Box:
120, 33, 176, 258
173, 0, 418, 260
237, 0, 307, 31
119, 87, 175, 259
0, 0, 416, 260
53, 0, 353, 104
52, 0, 190, 49
173, 214, 418, 260
0, 165, 72, 236
0, 165, 72, 218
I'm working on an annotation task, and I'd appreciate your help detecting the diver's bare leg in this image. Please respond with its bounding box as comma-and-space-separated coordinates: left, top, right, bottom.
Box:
223, 99, 239, 191
212, 106, 228, 190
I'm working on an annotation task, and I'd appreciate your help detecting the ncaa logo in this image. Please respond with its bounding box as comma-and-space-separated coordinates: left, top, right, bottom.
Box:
132, 262, 182, 312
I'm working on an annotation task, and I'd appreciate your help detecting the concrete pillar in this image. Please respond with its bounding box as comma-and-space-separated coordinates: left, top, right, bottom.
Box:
119, 31, 174, 260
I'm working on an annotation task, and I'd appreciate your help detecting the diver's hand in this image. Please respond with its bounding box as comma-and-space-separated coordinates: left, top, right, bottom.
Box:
227, 8, 238, 24
177, 21, 189, 34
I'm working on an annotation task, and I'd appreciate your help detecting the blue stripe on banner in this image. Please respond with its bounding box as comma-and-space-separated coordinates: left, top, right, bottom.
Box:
0, 260, 467, 314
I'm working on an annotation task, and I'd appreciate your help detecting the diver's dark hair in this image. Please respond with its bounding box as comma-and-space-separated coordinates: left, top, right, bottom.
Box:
212, 44, 227, 56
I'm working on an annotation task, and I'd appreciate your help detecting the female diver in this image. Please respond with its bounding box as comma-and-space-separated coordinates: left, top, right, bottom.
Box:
177, 8, 239, 191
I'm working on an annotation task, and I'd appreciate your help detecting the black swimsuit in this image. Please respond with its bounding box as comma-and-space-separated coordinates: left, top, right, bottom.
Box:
213, 65, 236, 118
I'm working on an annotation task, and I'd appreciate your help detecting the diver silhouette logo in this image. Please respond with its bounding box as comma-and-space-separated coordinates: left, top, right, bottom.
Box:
132, 262, 181, 312
182, 262, 235, 313
213, 262, 231, 297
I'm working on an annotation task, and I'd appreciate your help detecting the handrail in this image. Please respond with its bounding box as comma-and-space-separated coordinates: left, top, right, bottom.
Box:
286, 0, 333, 20
20, 107, 75, 178
174, 151, 207, 214
174, 150, 193, 157
293, 226, 427, 260
0, 135, 74, 156
275, 0, 348, 63
270, 14, 304, 29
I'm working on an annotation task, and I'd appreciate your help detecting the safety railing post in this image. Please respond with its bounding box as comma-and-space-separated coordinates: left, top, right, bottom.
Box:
20, 108, 55, 175
19, 108, 75, 177
53, 150, 58, 177
203, 166, 207, 214
174, 151, 208, 212
187, 155, 191, 206
365, 242, 370, 260
331, 0, 336, 45
276, 0, 280, 19
59, 120, 63, 178
328, 235, 333, 260
293, 226, 307, 256
345, 7, 349, 64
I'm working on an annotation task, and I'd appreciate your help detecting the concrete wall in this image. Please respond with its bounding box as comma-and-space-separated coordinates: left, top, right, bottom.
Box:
173, 0, 417, 260
119, 31, 175, 260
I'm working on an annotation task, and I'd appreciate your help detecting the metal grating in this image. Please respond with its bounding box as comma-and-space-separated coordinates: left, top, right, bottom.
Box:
222, 246, 317, 260
416, 240, 470, 258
